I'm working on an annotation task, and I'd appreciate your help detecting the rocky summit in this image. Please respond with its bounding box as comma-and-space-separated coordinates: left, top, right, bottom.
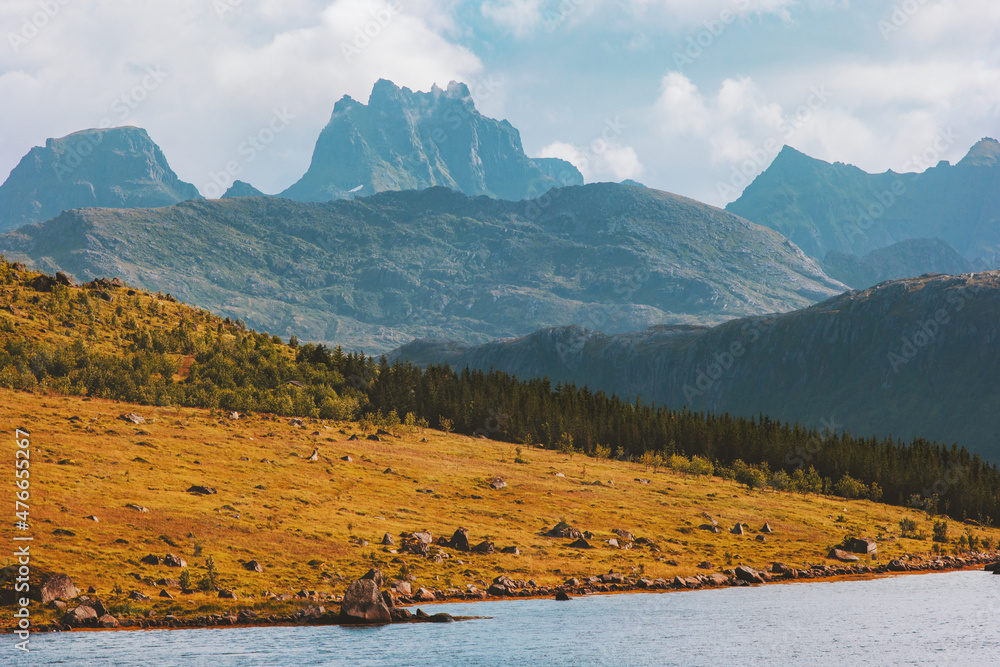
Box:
279, 79, 583, 203
0, 182, 845, 353
0, 126, 201, 233
393, 272, 1000, 461
727, 138, 1000, 267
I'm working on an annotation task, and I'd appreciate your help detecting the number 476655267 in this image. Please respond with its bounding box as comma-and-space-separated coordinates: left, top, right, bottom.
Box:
15, 428, 30, 511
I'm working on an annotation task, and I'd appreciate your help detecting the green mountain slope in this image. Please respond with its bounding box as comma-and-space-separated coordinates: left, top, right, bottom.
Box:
393, 272, 1000, 461
0, 183, 845, 353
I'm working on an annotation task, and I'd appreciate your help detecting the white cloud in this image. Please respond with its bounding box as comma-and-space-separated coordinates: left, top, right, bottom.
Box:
539, 140, 643, 182
480, 0, 543, 38
0, 0, 483, 195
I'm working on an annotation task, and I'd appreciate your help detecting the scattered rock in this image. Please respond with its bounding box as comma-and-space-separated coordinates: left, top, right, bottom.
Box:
734, 566, 764, 584
449, 527, 471, 552
634, 478, 651, 484
341, 455, 353, 462
761, 522, 774, 534
307, 449, 319, 461
218, 590, 238, 599
244, 560, 264, 573
845, 537, 877, 555
412, 531, 433, 545
126, 504, 149, 512
829, 548, 861, 563
361, 568, 384, 588
83, 515, 99, 522
391, 581, 412, 596
227, 412, 240, 420
382, 533, 395, 546
607, 538, 620, 548
755, 535, 767, 543
163, 554, 187, 568
128, 591, 152, 601
187, 485, 217, 495
55, 271, 76, 286
348, 434, 360, 441
53, 529, 76, 536
367, 434, 382, 442
62, 605, 98, 628
546, 521, 582, 539
697, 561, 714, 569
472, 540, 495, 555
159, 590, 173, 599
489, 477, 507, 490
140, 554, 161, 566
730, 523, 745, 536
339, 578, 391, 624
500, 546, 520, 555
97, 614, 120, 628
32, 573, 80, 604
569, 538, 592, 549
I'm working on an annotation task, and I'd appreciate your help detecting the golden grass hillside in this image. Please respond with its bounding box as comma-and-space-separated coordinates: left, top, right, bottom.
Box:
3, 389, 998, 626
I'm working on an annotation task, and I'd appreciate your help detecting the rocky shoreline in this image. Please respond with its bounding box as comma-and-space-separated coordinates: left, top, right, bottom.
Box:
15, 551, 1000, 634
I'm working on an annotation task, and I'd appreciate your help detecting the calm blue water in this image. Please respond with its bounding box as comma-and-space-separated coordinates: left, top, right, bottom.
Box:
15, 570, 1000, 666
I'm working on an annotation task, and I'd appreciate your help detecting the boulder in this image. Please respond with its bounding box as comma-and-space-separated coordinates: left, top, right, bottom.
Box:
390, 580, 411, 596
761, 523, 774, 533
55, 271, 76, 286
490, 477, 507, 490
845, 537, 877, 555
243, 560, 264, 573
62, 605, 98, 627
361, 568, 384, 588
33, 573, 80, 603
450, 527, 471, 552
307, 449, 319, 461
414, 587, 436, 602
734, 566, 764, 584
389, 607, 412, 622
569, 538, 592, 549
120, 413, 145, 425
555, 590, 572, 601
97, 614, 120, 628
218, 590, 238, 599
341, 455, 353, 462
163, 554, 187, 567
187, 485, 217, 495
500, 546, 520, 555
755, 535, 767, 543
546, 521, 582, 539
699, 524, 722, 533
381, 533, 395, 546
472, 540, 495, 555
607, 538, 620, 548
730, 523, 745, 536
159, 590, 173, 599
339, 579, 391, 624
829, 548, 861, 563
140, 554, 162, 566
128, 591, 152, 601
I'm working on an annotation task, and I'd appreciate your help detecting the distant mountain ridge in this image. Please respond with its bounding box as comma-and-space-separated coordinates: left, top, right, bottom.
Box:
393, 272, 1000, 461
0, 127, 201, 233
727, 138, 1000, 267
279, 79, 583, 202
0, 183, 845, 353
822, 238, 973, 289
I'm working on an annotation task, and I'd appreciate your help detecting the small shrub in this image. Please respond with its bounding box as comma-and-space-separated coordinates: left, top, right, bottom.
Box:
932, 520, 949, 543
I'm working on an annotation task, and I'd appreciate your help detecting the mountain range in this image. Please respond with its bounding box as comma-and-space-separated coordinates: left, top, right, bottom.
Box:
393, 271, 1000, 461
727, 139, 1000, 271
0, 183, 844, 353
0, 127, 201, 233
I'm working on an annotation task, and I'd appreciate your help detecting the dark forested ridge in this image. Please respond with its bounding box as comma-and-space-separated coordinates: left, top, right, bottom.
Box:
1, 261, 996, 527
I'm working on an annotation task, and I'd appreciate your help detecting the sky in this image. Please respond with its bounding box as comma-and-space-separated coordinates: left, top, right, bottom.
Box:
1, 0, 998, 206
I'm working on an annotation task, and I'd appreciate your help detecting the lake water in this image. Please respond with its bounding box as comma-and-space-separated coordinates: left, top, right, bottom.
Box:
17, 570, 1000, 666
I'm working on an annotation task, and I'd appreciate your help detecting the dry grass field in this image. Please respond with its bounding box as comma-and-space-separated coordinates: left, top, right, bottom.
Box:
3, 388, 997, 625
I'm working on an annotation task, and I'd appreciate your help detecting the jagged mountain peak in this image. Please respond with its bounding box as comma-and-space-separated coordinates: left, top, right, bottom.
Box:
280, 79, 583, 203
958, 137, 1000, 167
